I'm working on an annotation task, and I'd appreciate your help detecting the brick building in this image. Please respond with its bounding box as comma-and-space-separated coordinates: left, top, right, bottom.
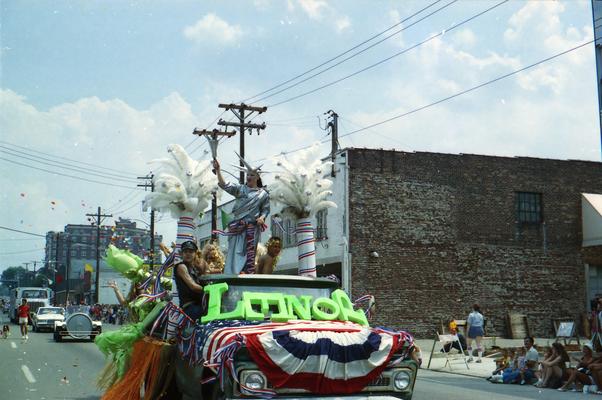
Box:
197, 148, 602, 338
348, 148, 602, 337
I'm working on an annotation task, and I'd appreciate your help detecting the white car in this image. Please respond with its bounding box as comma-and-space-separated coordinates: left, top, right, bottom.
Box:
32, 307, 65, 332
54, 305, 102, 342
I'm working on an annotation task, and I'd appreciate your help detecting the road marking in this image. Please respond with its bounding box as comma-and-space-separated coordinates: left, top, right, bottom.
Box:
10, 341, 17, 349
21, 365, 36, 384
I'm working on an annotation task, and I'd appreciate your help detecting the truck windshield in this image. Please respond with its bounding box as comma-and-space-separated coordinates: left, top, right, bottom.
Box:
22, 290, 48, 299
38, 307, 64, 315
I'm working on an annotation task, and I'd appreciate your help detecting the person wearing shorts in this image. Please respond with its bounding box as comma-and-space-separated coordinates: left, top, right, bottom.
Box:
17, 299, 30, 340
466, 303, 485, 362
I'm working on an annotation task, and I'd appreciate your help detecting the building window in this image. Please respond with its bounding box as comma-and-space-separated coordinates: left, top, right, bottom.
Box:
270, 215, 283, 241
271, 215, 296, 248
283, 219, 296, 248
316, 209, 328, 240
515, 192, 543, 224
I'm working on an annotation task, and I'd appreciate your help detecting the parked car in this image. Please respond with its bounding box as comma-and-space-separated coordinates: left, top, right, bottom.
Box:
54, 305, 102, 342
170, 274, 418, 400
32, 306, 65, 332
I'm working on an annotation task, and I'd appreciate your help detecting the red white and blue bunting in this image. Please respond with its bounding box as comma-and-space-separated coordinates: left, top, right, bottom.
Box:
159, 301, 414, 396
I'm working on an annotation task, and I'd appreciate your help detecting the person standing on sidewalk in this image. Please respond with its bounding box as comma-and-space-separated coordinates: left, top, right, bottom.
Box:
17, 299, 30, 340
466, 303, 485, 362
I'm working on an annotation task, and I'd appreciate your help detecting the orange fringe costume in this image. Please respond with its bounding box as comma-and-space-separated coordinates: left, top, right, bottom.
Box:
101, 337, 176, 400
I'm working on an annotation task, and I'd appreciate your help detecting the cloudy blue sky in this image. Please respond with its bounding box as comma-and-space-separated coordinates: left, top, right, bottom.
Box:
0, 0, 599, 272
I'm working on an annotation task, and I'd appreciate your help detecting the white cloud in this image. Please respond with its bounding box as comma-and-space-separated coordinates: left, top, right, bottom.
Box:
183, 13, 243, 45
253, 0, 271, 9
297, 0, 328, 20
516, 65, 564, 93
453, 29, 476, 48
335, 16, 351, 33
449, 49, 521, 70
389, 9, 401, 24
504, 1, 566, 42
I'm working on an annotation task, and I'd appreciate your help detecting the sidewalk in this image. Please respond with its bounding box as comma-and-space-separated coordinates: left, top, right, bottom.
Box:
415, 337, 580, 378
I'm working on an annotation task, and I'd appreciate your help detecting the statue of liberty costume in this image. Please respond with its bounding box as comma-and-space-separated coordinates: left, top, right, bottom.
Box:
218, 155, 270, 274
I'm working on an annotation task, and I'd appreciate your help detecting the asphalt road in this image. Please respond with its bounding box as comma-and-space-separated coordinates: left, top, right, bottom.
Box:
414, 369, 581, 400
0, 311, 108, 400
0, 310, 586, 399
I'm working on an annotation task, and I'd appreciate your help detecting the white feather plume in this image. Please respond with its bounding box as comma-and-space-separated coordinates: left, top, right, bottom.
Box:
269, 143, 337, 218
144, 144, 218, 219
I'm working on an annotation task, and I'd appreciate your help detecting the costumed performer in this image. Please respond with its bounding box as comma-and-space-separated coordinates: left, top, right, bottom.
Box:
256, 236, 282, 274
213, 157, 270, 274
199, 242, 225, 274
174, 240, 206, 321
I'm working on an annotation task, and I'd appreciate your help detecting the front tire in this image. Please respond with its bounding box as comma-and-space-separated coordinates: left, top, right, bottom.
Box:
54, 331, 62, 342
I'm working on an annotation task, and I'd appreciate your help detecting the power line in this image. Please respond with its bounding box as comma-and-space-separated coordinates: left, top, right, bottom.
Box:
0, 140, 137, 177
111, 201, 142, 216
0, 238, 44, 241
0, 248, 45, 256
339, 39, 593, 138
105, 188, 142, 212
0, 226, 46, 237
184, 109, 228, 150
255, 39, 592, 162
0, 147, 139, 183
252, 0, 458, 104
242, 0, 445, 103
0, 157, 142, 190
268, 0, 509, 108
340, 117, 404, 146
265, 115, 319, 123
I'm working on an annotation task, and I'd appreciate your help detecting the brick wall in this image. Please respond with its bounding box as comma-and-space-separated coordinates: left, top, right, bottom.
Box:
347, 149, 602, 337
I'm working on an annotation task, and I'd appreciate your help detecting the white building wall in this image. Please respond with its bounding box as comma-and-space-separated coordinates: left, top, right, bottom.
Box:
196, 151, 350, 278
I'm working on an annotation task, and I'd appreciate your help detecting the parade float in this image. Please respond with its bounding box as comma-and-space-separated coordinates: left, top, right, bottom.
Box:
94, 144, 418, 400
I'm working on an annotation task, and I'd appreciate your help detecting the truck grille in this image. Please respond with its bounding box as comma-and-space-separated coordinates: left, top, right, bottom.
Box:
366, 375, 390, 387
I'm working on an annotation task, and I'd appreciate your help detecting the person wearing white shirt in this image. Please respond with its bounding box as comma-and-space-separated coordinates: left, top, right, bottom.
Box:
466, 303, 485, 362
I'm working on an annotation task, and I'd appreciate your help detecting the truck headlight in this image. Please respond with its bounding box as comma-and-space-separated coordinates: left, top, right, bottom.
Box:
393, 370, 411, 390
242, 371, 266, 390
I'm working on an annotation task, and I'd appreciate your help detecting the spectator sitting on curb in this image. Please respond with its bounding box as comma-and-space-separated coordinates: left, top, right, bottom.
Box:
535, 342, 569, 389
558, 342, 596, 392
489, 348, 513, 378
490, 336, 539, 384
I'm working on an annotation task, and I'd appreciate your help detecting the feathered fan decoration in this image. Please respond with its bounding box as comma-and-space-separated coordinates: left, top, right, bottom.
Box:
270, 143, 337, 277
269, 144, 337, 219
143, 144, 217, 220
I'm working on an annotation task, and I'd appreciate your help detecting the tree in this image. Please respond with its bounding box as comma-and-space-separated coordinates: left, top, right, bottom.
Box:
0, 266, 36, 289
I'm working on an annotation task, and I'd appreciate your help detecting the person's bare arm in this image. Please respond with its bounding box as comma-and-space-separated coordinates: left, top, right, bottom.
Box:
159, 243, 172, 257
256, 255, 266, 274
108, 281, 127, 307
176, 264, 204, 293
213, 159, 226, 187
541, 355, 562, 367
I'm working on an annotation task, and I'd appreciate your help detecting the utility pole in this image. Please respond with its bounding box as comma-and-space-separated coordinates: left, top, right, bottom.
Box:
326, 110, 339, 177
65, 233, 71, 304
86, 207, 112, 304
217, 103, 268, 184
138, 175, 156, 270
56, 232, 62, 296
192, 128, 236, 241
591, 0, 602, 153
